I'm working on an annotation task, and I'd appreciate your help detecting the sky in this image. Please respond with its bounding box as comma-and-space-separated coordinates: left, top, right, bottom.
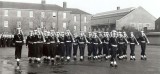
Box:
0, 0, 159, 18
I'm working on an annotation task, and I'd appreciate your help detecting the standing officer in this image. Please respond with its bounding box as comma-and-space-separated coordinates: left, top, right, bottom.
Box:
87, 32, 93, 60
44, 31, 51, 63
26, 31, 34, 63
102, 32, 110, 60
13, 28, 24, 66
64, 30, 73, 62
128, 32, 139, 60
72, 33, 79, 61
77, 32, 87, 61
138, 31, 150, 60
109, 30, 118, 67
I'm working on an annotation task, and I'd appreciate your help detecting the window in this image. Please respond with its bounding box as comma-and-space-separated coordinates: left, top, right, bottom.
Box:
63, 12, 66, 19
29, 22, 33, 28
84, 16, 87, 23
41, 12, 45, 18
17, 21, 21, 28
4, 10, 8, 16
17, 11, 21, 17
52, 22, 56, 28
41, 22, 44, 28
4, 21, 8, 27
74, 16, 77, 22
84, 26, 87, 32
63, 22, 67, 29
53, 12, 56, 17
74, 26, 77, 31
29, 11, 33, 17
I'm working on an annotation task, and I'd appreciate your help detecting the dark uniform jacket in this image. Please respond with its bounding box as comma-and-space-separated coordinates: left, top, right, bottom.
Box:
13, 34, 24, 46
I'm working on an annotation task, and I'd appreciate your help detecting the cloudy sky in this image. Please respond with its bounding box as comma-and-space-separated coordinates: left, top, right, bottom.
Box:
0, 0, 159, 18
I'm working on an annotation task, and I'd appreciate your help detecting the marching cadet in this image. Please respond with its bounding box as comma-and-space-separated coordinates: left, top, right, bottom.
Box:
43, 31, 51, 63
36, 30, 44, 63
117, 32, 127, 60
92, 32, 101, 60
97, 32, 103, 61
26, 31, 34, 63
58, 32, 66, 62
128, 32, 139, 60
13, 28, 24, 66
72, 33, 79, 61
50, 30, 58, 64
102, 32, 110, 60
123, 31, 128, 59
32, 30, 38, 63
64, 30, 73, 62
77, 31, 87, 61
0, 34, 2, 47
138, 31, 150, 60
87, 32, 93, 60
109, 30, 118, 67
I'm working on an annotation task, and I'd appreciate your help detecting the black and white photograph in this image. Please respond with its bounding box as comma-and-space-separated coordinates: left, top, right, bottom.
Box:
0, 0, 160, 74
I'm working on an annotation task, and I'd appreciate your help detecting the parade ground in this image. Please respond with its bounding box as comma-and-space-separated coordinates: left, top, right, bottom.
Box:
0, 45, 160, 74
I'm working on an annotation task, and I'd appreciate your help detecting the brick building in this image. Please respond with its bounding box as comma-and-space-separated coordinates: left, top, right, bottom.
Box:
91, 6, 156, 32
155, 17, 160, 31
0, 0, 91, 35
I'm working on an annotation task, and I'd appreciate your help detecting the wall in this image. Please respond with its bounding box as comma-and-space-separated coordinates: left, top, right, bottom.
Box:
117, 7, 156, 30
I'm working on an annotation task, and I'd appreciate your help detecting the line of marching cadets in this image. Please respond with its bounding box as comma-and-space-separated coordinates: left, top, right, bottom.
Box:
0, 34, 14, 47
13, 28, 150, 68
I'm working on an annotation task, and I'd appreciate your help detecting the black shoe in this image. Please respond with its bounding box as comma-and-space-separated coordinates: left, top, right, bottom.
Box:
141, 57, 144, 60
133, 58, 136, 60
29, 59, 32, 63
51, 60, 54, 65
80, 58, 84, 61
144, 58, 147, 60
37, 61, 41, 64
17, 61, 20, 66
67, 59, 70, 62
114, 64, 118, 67
110, 64, 113, 67
34, 60, 37, 63
74, 58, 77, 61
43, 58, 47, 63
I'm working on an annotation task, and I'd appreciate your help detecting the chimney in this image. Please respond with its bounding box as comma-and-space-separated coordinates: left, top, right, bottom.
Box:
63, 2, 67, 8
117, 6, 120, 10
41, 0, 46, 4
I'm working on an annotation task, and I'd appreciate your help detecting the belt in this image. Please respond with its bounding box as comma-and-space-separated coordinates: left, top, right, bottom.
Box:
130, 43, 135, 44
111, 45, 117, 47
16, 41, 22, 43
50, 41, 56, 43
79, 42, 85, 44
141, 41, 146, 43
60, 42, 64, 43
66, 41, 71, 42
119, 42, 124, 44
45, 43, 50, 44
33, 42, 37, 44
103, 42, 109, 44
93, 43, 98, 45
37, 41, 43, 43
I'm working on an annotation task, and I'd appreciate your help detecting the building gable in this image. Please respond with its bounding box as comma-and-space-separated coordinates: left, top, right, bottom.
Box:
117, 6, 156, 30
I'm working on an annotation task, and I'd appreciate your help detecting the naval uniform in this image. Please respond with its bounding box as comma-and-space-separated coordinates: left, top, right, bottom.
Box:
102, 36, 110, 57
128, 37, 137, 56
26, 35, 34, 58
13, 34, 24, 59
138, 36, 147, 56
36, 35, 44, 58
77, 36, 86, 57
50, 35, 57, 59
43, 36, 51, 57
109, 37, 118, 62
73, 36, 79, 57
87, 36, 93, 57
117, 37, 126, 58
64, 35, 73, 58
92, 37, 100, 58
98, 36, 103, 57
58, 36, 66, 57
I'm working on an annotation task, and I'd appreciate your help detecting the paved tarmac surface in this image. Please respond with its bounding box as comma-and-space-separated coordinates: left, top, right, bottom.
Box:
0, 45, 160, 74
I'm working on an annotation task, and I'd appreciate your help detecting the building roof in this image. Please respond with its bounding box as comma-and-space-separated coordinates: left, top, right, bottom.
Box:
91, 7, 136, 25
0, 1, 64, 11
65, 8, 91, 15
93, 7, 135, 17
